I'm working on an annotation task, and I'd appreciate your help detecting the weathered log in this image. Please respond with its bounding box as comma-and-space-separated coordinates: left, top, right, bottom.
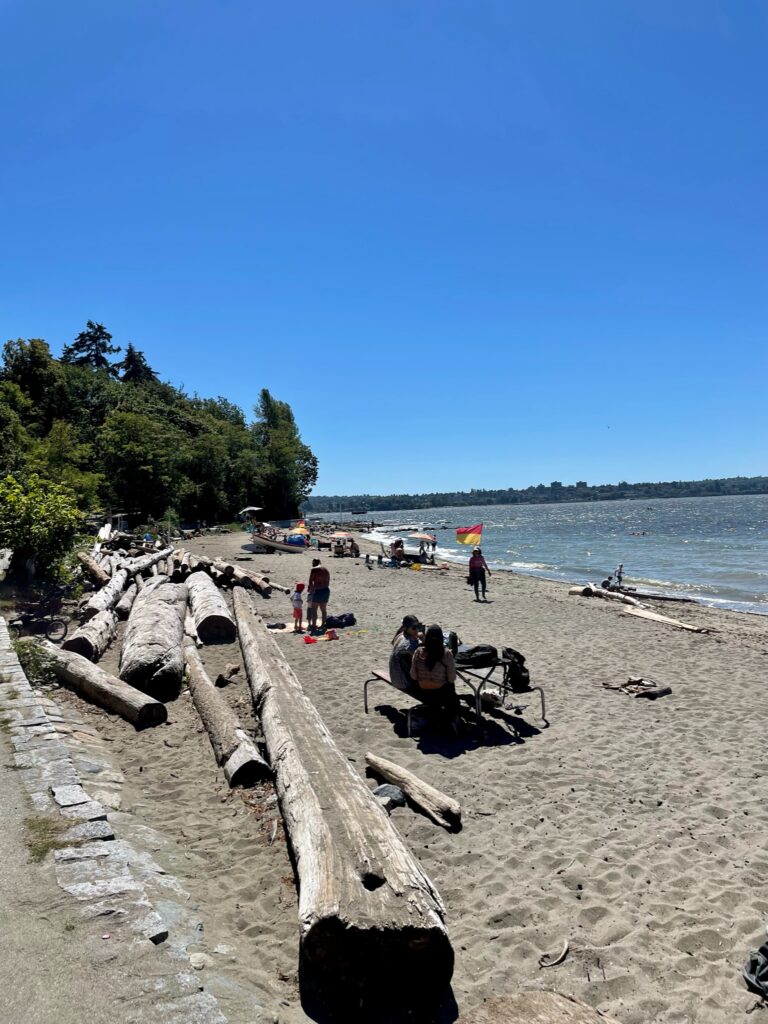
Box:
62, 610, 117, 662
38, 640, 166, 728
180, 551, 192, 577
365, 752, 461, 830
115, 582, 138, 621
215, 662, 240, 687
623, 606, 712, 634
125, 545, 174, 578
77, 551, 109, 587
81, 569, 128, 622
184, 642, 268, 786
233, 589, 453, 1000
263, 577, 290, 595
212, 558, 235, 579
119, 578, 188, 698
187, 572, 237, 643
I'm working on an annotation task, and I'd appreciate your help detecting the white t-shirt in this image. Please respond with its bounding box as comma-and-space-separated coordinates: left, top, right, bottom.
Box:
290, 590, 304, 608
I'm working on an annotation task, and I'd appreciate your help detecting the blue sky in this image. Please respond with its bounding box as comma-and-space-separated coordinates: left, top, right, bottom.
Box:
2, 1, 766, 495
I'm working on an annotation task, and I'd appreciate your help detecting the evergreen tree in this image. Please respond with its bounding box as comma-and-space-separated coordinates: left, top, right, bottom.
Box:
61, 320, 121, 375
251, 389, 318, 518
116, 343, 158, 384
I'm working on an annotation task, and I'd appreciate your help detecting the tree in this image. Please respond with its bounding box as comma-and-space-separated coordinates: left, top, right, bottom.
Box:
61, 321, 121, 375
0, 473, 82, 579
1, 338, 70, 432
99, 411, 179, 517
251, 389, 318, 518
116, 344, 158, 384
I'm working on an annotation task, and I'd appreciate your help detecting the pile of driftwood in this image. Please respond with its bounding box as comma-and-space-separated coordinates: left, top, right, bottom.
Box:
34, 542, 457, 1005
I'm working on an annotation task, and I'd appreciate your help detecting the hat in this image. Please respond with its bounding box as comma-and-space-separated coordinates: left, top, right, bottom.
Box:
295, 582, 305, 591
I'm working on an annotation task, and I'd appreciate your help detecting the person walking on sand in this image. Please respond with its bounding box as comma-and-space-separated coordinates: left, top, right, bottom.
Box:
307, 558, 331, 631
468, 547, 491, 601
289, 582, 305, 633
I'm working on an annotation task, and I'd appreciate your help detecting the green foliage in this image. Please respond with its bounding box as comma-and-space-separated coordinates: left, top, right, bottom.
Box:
13, 638, 58, 689
0, 322, 317, 527
61, 320, 121, 375
0, 474, 83, 577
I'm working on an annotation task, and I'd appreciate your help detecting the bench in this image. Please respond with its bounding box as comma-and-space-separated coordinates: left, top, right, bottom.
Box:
363, 669, 432, 738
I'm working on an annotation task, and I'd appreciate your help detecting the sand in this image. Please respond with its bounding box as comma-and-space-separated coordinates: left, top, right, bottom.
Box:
52, 530, 768, 1022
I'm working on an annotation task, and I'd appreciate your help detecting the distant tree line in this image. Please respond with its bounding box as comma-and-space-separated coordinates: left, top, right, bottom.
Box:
0, 322, 317, 569
304, 475, 768, 514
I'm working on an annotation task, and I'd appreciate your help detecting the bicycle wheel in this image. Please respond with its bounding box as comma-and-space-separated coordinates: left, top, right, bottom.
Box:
45, 618, 68, 643
8, 620, 23, 641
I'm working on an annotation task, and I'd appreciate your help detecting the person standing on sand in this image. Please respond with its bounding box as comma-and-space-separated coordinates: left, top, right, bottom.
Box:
289, 582, 305, 633
468, 547, 491, 601
307, 558, 331, 631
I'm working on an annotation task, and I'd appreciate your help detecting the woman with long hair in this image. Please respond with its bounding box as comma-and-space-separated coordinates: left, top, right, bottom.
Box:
409, 624, 460, 717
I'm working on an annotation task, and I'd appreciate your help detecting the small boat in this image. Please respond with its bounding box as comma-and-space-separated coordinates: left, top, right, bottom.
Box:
251, 534, 305, 554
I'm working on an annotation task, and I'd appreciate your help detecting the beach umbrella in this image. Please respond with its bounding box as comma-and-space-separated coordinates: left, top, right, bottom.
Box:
330, 531, 353, 540
409, 532, 436, 542
239, 506, 263, 515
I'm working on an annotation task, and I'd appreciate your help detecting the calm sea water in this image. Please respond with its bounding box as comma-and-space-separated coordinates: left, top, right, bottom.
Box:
312, 494, 768, 615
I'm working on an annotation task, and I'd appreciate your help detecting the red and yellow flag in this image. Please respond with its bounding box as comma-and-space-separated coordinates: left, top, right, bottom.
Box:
456, 523, 483, 546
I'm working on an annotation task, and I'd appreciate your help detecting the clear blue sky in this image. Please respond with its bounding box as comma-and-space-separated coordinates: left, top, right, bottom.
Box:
2, 1, 766, 495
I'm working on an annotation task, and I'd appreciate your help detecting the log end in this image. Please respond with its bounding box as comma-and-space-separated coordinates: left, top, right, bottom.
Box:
135, 701, 169, 729
61, 637, 96, 661
301, 919, 454, 1012
197, 617, 238, 644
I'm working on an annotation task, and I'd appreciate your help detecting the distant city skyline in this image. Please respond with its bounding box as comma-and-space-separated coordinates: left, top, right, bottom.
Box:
2, 2, 766, 494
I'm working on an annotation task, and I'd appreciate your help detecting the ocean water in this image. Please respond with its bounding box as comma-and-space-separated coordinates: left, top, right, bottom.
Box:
312, 494, 768, 615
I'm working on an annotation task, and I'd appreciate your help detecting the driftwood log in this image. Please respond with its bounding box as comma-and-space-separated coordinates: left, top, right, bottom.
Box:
119, 578, 188, 697
38, 640, 166, 728
187, 571, 237, 642
125, 545, 174, 578
81, 568, 128, 622
365, 752, 461, 830
115, 582, 138, 621
623, 606, 712, 634
184, 610, 203, 648
77, 551, 110, 587
62, 609, 117, 662
233, 589, 453, 1001
184, 642, 268, 786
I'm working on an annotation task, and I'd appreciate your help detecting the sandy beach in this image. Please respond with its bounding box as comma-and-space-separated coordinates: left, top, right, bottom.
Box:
51, 529, 768, 1022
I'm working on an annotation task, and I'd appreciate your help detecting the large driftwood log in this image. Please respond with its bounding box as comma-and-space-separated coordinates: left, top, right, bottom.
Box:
81, 569, 128, 622
187, 572, 237, 642
184, 642, 268, 786
77, 551, 110, 587
233, 589, 453, 1000
38, 640, 166, 728
115, 582, 138, 621
623, 606, 712, 634
62, 610, 117, 662
120, 578, 188, 697
365, 752, 461, 830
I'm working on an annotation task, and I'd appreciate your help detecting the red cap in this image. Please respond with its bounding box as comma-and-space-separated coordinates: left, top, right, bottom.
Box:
295, 582, 305, 591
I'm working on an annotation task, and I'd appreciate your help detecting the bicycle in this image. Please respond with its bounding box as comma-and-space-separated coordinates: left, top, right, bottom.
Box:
8, 587, 71, 643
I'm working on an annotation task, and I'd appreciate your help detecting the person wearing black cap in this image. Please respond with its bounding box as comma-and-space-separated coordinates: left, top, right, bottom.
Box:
389, 615, 423, 692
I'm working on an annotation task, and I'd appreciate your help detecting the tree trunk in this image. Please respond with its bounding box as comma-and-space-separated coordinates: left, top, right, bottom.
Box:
184, 642, 268, 786
38, 640, 166, 728
365, 752, 461, 830
212, 558, 235, 579
187, 572, 237, 642
119, 578, 188, 698
115, 583, 138, 621
81, 569, 128, 622
125, 545, 174, 578
77, 551, 109, 586
233, 589, 453, 1002
62, 610, 117, 662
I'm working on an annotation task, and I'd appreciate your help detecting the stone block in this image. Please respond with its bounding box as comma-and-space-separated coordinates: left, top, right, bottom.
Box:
51, 784, 90, 807
61, 819, 115, 843
60, 800, 107, 821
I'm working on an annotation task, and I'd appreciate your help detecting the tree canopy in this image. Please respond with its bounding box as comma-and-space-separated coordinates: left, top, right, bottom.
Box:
0, 322, 317, 536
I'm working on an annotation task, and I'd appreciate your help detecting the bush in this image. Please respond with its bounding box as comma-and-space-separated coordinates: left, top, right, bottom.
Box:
0, 474, 83, 579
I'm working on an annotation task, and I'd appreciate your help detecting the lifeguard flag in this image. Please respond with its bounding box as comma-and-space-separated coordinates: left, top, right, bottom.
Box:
456, 523, 483, 546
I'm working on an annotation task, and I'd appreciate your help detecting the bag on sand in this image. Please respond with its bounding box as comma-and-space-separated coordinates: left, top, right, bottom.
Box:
325, 612, 356, 628
455, 643, 497, 669
500, 646, 531, 694
743, 940, 768, 998
442, 630, 459, 656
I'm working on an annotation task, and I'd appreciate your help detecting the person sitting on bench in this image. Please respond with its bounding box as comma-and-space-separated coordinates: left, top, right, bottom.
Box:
409, 624, 460, 716
388, 615, 423, 692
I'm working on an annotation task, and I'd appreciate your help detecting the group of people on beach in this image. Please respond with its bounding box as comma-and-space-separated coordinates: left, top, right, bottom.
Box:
389, 615, 461, 724
289, 559, 331, 633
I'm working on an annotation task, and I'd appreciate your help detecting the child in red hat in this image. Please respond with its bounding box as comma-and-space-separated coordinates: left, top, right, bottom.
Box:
290, 582, 305, 632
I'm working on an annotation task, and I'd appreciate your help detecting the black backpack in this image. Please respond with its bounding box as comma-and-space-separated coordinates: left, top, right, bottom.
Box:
325, 612, 356, 628
455, 643, 498, 669
442, 630, 459, 656
501, 646, 531, 693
